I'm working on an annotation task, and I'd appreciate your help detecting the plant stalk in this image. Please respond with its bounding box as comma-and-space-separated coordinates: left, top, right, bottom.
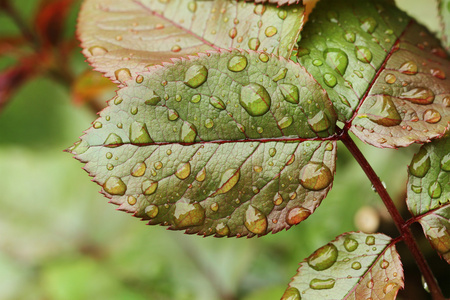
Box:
340, 129, 445, 300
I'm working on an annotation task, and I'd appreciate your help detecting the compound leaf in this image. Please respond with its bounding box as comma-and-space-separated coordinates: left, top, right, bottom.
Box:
282, 232, 404, 300
78, 0, 305, 84
406, 136, 450, 263
68, 49, 338, 237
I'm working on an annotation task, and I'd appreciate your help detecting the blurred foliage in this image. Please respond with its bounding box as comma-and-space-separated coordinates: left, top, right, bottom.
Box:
0, 0, 447, 299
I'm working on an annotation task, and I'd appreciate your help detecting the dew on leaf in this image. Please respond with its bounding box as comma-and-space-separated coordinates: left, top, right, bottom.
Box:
280, 84, 299, 104
269, 148, 277, 157
272, 67, 288, 82
327, 10, 339, 23
297, 47, 310, 57
127, 196, 137, 205
184, 65, 208, 88
281, 287, 300, 300
240, 83, 271, 116
310, 278, 336, 290
344, 237, 359, 252
114, 68, 132, 83
325, 142, 334, 151
106, 163, 114, 170
104, 133, 123, 147
244, 205, 268, 235
313, 59, 323, 66
430, 68, 446, 79
209, 96, 226, 110
259, 53, 269, 62
385, 73, 396, 84
307, 243, 338, 271
365, 235, 376, 245
409, 148, 431, 178
277, 10, 287, 20
215, 222, 230, 236
286, 207, 311, 225
106, 152, 112, 159
171, 45, 181, 52
399, 61, 418, 75
187, 1, 196, 12
257, 126, 264, 134
265, 26, 277, 37
204, 118, 214, 129
180, 122, 197, 143
344, 32, 356, 43
423, 109, 441, 124
248, 38, 260, 50
366, 95, 402, 127
130, 122, 153, 144
144, 90, 161, 106
172, 200, 205, 228
323, 73, 337, 87
361, 17, 378, 33
278, 116, 293, 129
145, 205, 159, 218
213, 169, 240, 196
428, 182, 442, 199
195, 167, 206, 182
324, 48, 348, 75
443, 96, 450, 107
441, 153, 450, 171
383, 282, 399, 294
175, 162, 191, 180
131, 162, 146, 177
308, 111, 331, 132
130, 106, 138, 115
411, 185, 422, 193
227, 55, 248, 72
273, 192, 283, 205
355, 46, 373, 63
210, 202, 219, 212
351, 262, 362, 270
88, 46, 108, 56
252, 186, 260, 194
380, 260, 390, 269
136, 75, 144, 84
286, 154, 295, 165
253, 4, 265, 15
142, 180, 158, 195
191, 94, 201, 103
253, 165, 263, 173
229, 27, 237, 39
300, 162, 333, 191
104, 176, 127, 195
167, 109, 179, 121
114, 97, 123, 105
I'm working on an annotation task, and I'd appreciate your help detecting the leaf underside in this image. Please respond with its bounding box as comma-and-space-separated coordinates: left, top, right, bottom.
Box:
282, 232, 404, 300
79, 0, 305, 84
70, 49, 338, 237
407, 136, 450, 263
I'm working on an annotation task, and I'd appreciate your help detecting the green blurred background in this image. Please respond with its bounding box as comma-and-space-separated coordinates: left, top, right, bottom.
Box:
0, 1, 448, 299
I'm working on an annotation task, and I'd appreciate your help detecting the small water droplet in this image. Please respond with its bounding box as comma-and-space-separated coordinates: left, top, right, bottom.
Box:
144, 90, 161, 106
187, 1, 197, 12
142, 180, 158, 195
244, 205, 267, 235
355, 46, 373, 63
204, 118, 214, 129
399, 61, 418, 75
344, 237, 359, 252
184, 65, 208, 88
145, 205, 159, 218
167, 109, 179, 121
277, 10, 287, 20
209, 96, 226, 110
327, 10, 339, 23
385, 73, 396, 84
286, 207, 311, 225
253, 4, 265, 15
131, 162, 146, 177
248, 38, 260, 50
127, 196, 137, 205
313, 59, 323, 66
272, 68, 288, 82
352, 262, 362, 270
380, 260, 390, 269
180, 122, 197, 143
136, 75, 144, 84
323, 73, 337, 87
130, 106, 138, 115
213, 169, 240, 196
257, 126, 264, 134
93, 122, 102, 129
325, 142, 334, 151
278, 116, 293, 129
228, 27, 237, 39
240, 83, 271, 116
411, 185, 422, 193
310, 278, 336, 290
441, 153, 450, 171
215, 222, 230, 236
191, 94, 201, 103
196, 167, 206, 182
210, 202, 219, 212
173, 199, 205, 228
423, 109, 441, 123
344, 32, 356, 43
175, 162, 191, 180
409, 148, 431, 178
428, 182, 442, 199
361, 17, 378, 33
115, 68, 132, 83
365, 235, 375, 245
279, 84, 299, 104
259, 53, 269, 62
308, 243, 338, 271
265, 26, 277, 37
269, 148, 276, 157
88, 46, 108, 56
228, 55, 248, 72
106, 163, 114, 170
104, 177, 127, 195
430, 68, 446, 79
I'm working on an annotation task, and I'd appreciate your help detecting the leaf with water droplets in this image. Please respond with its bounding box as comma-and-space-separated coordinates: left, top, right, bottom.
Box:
79, 0, 305, 84
406, 136, 450, 263
68, 49, 339, 237
282, 232, 404, 300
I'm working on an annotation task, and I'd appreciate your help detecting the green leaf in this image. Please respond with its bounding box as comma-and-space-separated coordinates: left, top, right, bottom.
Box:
79, 0, 305, 84
68, 49, 338, 237
295, 0, 450, 148
406, 136, 450, 262
282, 232, 404, 300
439, 0, 450, 52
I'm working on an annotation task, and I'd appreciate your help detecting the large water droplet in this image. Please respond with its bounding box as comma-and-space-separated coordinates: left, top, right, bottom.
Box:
351, 262, 362, 270
308, 111, 331, 132
278, 10, 287, 20
281, 287, 301, 300
240, 83, 271, 116
184, 65, 208, 88
385, 73, 397, 84
175, 162, 191, 180
248, 38, 260, 50
400, 87, 435, 105
209, 96, 226, 110
167, 109, 179, 121
104, 177, 127, 195
145, 204, 159, 218
310, 278, 336, 290
228, 55, 248, 72
114, 68, 132, 83
344, 237, 359, 252
409, 148, 430, 178
273, 192, 283, 206
278, 116, 293, 129
399, 61, 418, 75
423, 109, 441, 123
361, 17, 378, 33
142, 180, 158, 195
355, 46, 373, 63
324, 48, 349, 75
215, 222, 230, 236
244, 205, 268, 235
180, 122, 197, 143
366, 95, 402, 127
344, 32, 356, 43
265, 26, 278, 37
131, 162, 146, 177
191, 94, 201, 103
428, 182, 442, 199
172, 199, 205, 228
280, 84, 299, 104
212, 169, 240, 196
286, 207, 311, 225
195, 167, 206, 182
145, 90, 161, 106
300, 162, 333, 191
323, 73, 337, 87
104, 133, 123, 147
88, 46, 108, 56
130, 122, 153, 144
272, 68, 288, 82
308, 243, 338, 271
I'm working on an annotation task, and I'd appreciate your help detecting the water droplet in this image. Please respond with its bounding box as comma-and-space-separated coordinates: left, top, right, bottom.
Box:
443, 96, 450, 107
281, 287, 300, 300
130, 122, 153, 144
187, 1, 197, 12
361, 17, 378, 33
105, 152, 113, 159
253, 165, 263, 173
323, 73, 337, 87
173, 199, 205, 228
428, 182, 442, 199
411, 185, 422, 193
365, 235, 375, 245
215, 222, 230, 236
191, 94, 201, 103
88, 46, 108, 56
144, 90, 161, 106
195, 167, 206, 182
127, 196, 137, 205
286, 207, 311, 225
142, 180, 158, 195
310, 278, 336, 290
355, 46, 373, 63
352, 262, 362, 270
240, 83, 271, 116
409, 148, 431, 178
131, 162, 146, 177
244, 205, 267, 235
327, 10, 339, 23
204, 118, 214, 129
366, 95, 402, 127
278, 116, 293, 129
385, 73, 396, 84
145, 205, 159, 218
380, 260, 389, 269
441, 153, 450, 171
248, 38, 260, 50
326, 142, 334, 151
130, 106, 138, 115
180, 122, 197, 143
104, 177, 127, 195
299, 163, 333, 191
272, 68, 288, 82
279, 84, 299, 104
324, 48, 349, 75
273, 193, 283, 205
136, 75, 144, 84
209, 96, 226, 110
399, 61, 418, 75
93, 122, 102, 129
210, 202, 219, 212
308, 243, 338, 271
423, 109, 441, 123
383, 282, 398, 295
257, 126, 264, 134
184, 65, 208, 88
228, 27, 237, 39
106, 163, 114, 170
367, 280, 374, 289
278, 10, 287, 20
104, 133, 123, 147
269, 148, 276, 157
228, 55, 248, 72
253, 4, 265, 15
344, 32, 356, 43
431, 68, 446, 79
175, 162, 191, 180
213, 169, 240, 196
265, 26, 277, 37
308, 111, 331, 132
171, 45, 181, 52
167, 109, 179, 121
344, 237, 359, 252
286, 154, 295, 165
259, 53, 269, 62
313, 59, 323, 66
